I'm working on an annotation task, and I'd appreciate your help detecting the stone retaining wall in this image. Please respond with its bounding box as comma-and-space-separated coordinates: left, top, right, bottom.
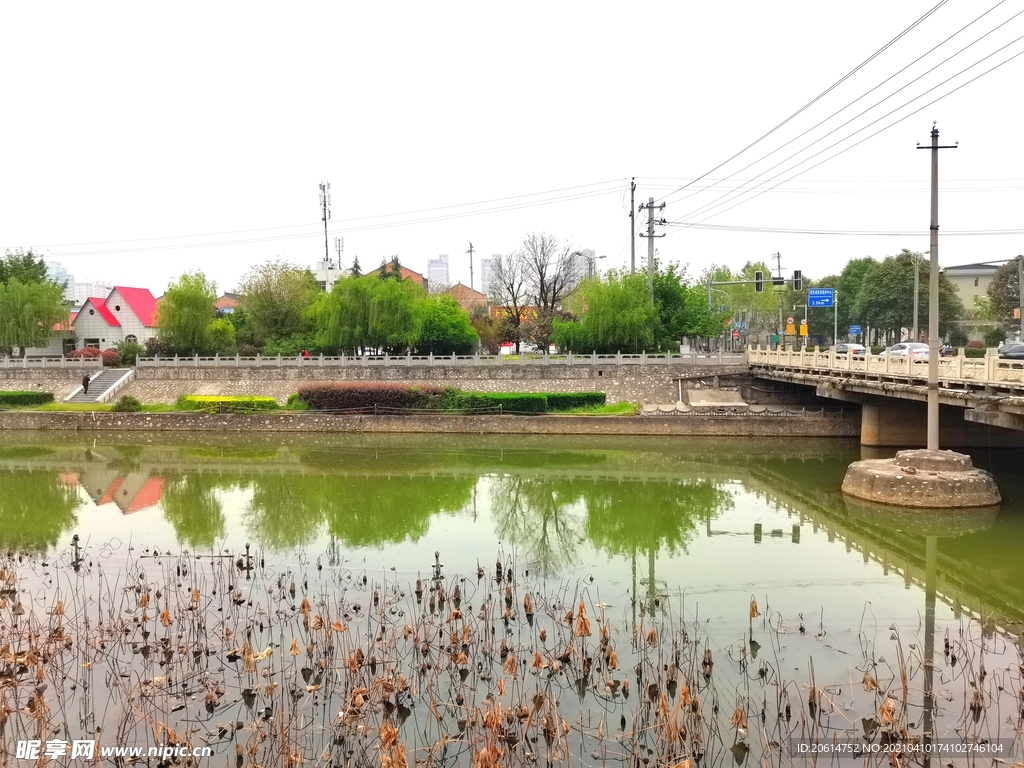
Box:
0, 369, 100, 401
0, 410, 860, 437
123, 365, 749, 405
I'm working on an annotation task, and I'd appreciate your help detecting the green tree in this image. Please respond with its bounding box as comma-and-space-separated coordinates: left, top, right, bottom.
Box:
0, 278, 68, 356
415, 295, 478, 354
852, 251, 964, 344
206, 317, 237, 354
0, 248, 51, 286
318, 274, 375, 353
157, 272, 216, 353
986, 259, 1021, 330
238, 260, 319, 345
554, 271, 658, 353
368, 276, 423, 353
350, 255, 362, 277
470, 307, 504, 354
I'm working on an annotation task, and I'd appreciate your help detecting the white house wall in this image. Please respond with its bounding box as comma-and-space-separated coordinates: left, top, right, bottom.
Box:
72, 306, 120, 348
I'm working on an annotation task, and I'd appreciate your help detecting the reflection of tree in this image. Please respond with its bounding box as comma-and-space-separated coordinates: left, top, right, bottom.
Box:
246, 474, 475, 549
586, 479, 733, 556
0, 470, 80, 552
161, 475, 227, 547
490, 477, 586, 576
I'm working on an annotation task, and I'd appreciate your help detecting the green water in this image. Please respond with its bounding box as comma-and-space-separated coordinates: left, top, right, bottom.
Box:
2, 433, 1023, 630
4, 433, 1024, 765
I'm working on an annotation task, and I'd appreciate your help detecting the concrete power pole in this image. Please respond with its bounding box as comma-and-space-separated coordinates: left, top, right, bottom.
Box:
466, 242, 475, 291
630, 178, 636, 274
917, 123, 957, 452
1018, 254, 1024, 340
638, 197, 666, 302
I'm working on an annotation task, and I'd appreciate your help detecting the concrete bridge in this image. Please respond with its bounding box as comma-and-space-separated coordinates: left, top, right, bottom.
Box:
747, 347, 1024, 446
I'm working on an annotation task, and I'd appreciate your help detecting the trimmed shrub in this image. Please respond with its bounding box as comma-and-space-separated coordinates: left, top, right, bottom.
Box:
0, 391, 55, 408
70, 346, 102, 359
101, 348, 121, 367
112, 395, 143, 412
176, 395, 279, 413
285, 393, 308, 411
964, 347, 987, 358
545, 392, 606, 411
296, 383, 447, 411
457, 392, 548, 414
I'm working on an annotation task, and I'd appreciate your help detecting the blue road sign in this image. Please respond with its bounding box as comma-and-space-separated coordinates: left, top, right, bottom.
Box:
807, 287, 834, 307
849, 324, 862, 335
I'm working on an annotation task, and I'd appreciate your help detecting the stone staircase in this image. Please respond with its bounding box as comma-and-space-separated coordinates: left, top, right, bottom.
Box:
66, 369, 130, 403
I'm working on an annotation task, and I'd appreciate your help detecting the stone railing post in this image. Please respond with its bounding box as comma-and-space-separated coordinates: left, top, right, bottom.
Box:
429, 352, 433, 367
616, 350, 622, 366
256, 354, 261, 368
985, 347, 998, 382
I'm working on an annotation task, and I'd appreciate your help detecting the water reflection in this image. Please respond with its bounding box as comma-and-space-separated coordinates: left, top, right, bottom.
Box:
0, 470, 79, 552
161, 475, 227, 547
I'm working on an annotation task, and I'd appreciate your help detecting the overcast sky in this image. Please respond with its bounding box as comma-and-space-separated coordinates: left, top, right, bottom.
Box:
2, 1, 1023, 295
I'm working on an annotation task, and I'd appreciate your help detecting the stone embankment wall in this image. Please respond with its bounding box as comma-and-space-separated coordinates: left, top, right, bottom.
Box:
122, 365, 750, 405
0, 410, 860, 437
0, 369, 99, 401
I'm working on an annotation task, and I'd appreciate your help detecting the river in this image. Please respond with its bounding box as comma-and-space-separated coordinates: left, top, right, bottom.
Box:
1, 434, 1021, 766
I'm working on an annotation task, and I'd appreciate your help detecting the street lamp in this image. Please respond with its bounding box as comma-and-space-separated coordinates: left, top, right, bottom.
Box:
585, 254, 607, 279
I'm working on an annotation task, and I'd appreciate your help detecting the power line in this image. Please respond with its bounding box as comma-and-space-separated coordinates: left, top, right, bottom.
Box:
668, 39, 1024, 230
659, 0, 1016, 209
663, 221, 1024, 236
651, 0, 951, 204
14, 179, 621, 250
675, 25, 1024, 224
34, 186, 623, 258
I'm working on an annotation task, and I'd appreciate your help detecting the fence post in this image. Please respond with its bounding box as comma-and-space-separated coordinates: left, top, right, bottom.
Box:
616, 350, 622, 366
717, 348, 723, 365
641, 350, 646, 366
256, 354, 261, 369
174, 354, 179, 369
568, 352, 573, 366
429, 352, 433, 367
592, 351, 596, 366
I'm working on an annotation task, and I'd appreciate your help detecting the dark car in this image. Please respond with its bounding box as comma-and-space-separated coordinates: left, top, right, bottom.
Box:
998, 343, 1024, 360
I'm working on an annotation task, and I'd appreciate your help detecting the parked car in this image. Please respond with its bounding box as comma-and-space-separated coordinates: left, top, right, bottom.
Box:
833, 343, 866, 355
998, 343, 1024, 360
888, 342, 929, 357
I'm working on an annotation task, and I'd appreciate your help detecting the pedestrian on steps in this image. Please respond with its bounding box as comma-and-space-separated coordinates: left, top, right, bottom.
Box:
81, 375, 90, 395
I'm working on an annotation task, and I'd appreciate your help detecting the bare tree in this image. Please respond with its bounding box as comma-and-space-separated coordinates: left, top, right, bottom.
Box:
489, 251, 530, 354
520, 232, 582, 312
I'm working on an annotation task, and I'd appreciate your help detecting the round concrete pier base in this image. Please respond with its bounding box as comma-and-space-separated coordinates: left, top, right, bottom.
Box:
842, 449, 1001, 508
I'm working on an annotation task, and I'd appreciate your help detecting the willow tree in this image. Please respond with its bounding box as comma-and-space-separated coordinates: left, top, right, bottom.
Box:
157, 272, 216, 353
0, 278, 68, 356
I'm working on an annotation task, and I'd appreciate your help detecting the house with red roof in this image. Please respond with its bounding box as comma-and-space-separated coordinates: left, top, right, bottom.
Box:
21, 285, 160, 356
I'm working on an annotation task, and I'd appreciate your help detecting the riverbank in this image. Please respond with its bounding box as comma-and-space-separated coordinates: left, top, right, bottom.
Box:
0, 409, 860, 435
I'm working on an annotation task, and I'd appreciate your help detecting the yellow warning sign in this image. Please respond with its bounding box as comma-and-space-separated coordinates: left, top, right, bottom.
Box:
785, 323, 796, 335
799, 320, 808, 337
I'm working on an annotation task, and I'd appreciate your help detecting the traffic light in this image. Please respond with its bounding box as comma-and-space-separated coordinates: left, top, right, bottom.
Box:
755, 270, 764, 292
793, 270, 803, 291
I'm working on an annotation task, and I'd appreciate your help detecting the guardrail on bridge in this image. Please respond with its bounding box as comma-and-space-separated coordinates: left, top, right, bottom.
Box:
748, 346, 1024, 390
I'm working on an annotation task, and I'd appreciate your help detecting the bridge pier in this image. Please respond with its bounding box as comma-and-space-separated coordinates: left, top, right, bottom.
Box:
860, 401, 1020, 448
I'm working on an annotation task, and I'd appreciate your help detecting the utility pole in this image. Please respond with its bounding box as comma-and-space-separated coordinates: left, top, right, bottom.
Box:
1018, 254, 1024, 340
917, 123, 957, 452
629, 178, 636, 274
638, 197, 666, 302
466, 242, 475, 291
319, 181, 331, 263
913, 255, 920, 342
773, 252, 784, 336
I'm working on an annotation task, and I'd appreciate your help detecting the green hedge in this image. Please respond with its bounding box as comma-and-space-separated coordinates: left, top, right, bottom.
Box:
457, 392, 548, 414
545, 392, 606, 411
963, 347, 987, 358
112, 395, 143, 412
296, 383, 447, 411
176, 395, 279, 413
0, 391, 55, 408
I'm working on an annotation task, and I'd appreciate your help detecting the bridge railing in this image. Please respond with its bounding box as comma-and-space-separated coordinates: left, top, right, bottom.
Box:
748, 346, 1024, 389
131, 351, 749, 369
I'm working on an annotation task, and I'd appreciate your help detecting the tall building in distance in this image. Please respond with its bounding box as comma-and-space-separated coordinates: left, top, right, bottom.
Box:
578, 249, 597, 281
427, 254, 450, 289
480, 256, 498, 297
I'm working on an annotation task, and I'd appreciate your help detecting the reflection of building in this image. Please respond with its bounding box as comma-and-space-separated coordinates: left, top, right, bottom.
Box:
444, 283, 487, 312
69, 459, 167, 514
427, 255, 450, 288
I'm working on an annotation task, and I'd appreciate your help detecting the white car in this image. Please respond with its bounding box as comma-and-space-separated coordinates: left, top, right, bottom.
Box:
833, 343, 866, 355
888, 342, 929, 358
